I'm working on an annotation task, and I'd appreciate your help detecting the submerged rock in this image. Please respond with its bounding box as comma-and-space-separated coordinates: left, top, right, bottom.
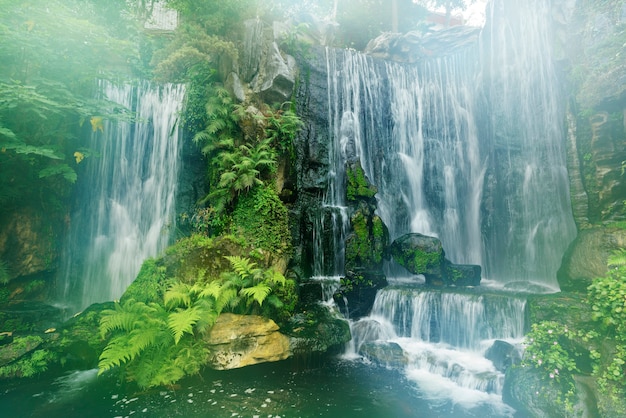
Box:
360, 341, 407, 368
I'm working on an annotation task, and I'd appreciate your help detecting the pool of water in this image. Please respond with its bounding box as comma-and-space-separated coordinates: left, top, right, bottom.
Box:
0, 357, 516, 418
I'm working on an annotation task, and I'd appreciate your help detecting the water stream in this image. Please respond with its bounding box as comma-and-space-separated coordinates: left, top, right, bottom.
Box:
58, 80, 185, 311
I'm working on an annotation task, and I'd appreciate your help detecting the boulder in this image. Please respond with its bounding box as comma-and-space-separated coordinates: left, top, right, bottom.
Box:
443, 262, 481, 287
253, 42, 297, 104
557, 227, 626, 292
204, 313, 291, 370
485, 340, 521, 372
390, 233, 445, 284
360, 341, 407, 368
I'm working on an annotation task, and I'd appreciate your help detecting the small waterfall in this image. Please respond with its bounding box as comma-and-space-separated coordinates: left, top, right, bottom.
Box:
59, 80, 185, 310
352, 288, 524, 413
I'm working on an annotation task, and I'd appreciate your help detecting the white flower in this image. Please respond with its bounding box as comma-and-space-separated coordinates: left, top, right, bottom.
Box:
549, 373, 555, 379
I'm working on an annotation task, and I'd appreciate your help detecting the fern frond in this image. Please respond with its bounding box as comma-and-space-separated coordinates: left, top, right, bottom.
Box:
265, 269, 287, 286
225, 255, 256, 278
216, 287, 239, 312
99, 299, 150, 338
98, 335, 134, 374
164, 282, 192, 309
167, 306, 202, 344
240, 284, 272, 306
198, 280, 223, 300
264, 294, 284, 309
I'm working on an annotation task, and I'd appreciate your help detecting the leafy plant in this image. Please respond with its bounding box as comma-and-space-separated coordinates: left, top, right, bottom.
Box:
98, 254, 294, 388
522, 321, 580, 411
97, 297, 212, 388
588, 263, 626, 399
231, 185, 291, 256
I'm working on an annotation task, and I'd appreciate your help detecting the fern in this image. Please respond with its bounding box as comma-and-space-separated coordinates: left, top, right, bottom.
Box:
98, 335, 135, 373
225, 255, 256, 278
164, 282, 193, 309
168, 306, 202, 344
99, 299, 155, 338
240, 284, 271, 306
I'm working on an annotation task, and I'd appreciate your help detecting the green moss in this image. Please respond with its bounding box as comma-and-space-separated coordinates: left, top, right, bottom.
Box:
346, 163, 377, 201
231, 185, 291, 257
409, 250, 440, 273
345, 210, 388, 270
120, 258, 168, 305
345, 211, 370, 267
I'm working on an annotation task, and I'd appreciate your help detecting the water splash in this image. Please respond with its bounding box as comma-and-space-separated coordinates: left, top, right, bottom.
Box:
59, 80, 185, 310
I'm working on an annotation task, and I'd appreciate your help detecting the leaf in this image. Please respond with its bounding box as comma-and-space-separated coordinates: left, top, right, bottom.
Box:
240, 284, 271, 306
73, 151, 85, 164
164, 282, 192, 309
39, 164, 77, 183
90, 116, 104, 133
167, 307, 202, 344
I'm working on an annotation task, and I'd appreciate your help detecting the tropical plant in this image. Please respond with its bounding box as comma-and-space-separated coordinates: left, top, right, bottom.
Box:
97, 296, 213, 388
98, 255, 294, 387
220, 255, 289, 315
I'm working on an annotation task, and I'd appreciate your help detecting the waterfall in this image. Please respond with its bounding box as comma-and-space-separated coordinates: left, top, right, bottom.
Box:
59, 80, 185, 310
351, 287, 524, 413
309, 0, 577, 413
320, 0, 576, 286
480, 0, 577, 286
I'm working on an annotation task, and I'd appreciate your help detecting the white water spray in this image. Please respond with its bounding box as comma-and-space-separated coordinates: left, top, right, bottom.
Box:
60, 80, 185, 310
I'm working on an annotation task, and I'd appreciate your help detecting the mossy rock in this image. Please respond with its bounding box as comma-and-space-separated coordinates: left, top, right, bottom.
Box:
346, 161, 377, 202
283, 304, 351, 354
390, 233, 444, 284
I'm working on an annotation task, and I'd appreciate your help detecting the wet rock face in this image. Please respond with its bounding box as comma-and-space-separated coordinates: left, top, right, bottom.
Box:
558, 227, 626, 292
390, 233, 445, 283
0, 207, 59, 281
364, 26, 480, 63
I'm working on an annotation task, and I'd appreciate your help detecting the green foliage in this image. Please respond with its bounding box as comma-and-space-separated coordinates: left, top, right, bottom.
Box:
0, 349, 55, 379
0, 259, 10, 285
165, 0, 256, 37
98, 297, 210, 388
264, 105, 304, 158
588, 264, 626, 399
220, 255, 291, 316
522, 321, 581, 411
346, 163, 377, 201
120, 258, 168, 304
98, 254, 294, 388
0, 0, 140, 215
0, 335, 54, 379
231, 185, 291, 256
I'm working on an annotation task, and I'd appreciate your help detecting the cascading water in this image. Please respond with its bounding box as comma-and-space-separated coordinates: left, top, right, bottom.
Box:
480, 0, 576, 286
59, 80, 185, 311
313, 0, 577, 414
